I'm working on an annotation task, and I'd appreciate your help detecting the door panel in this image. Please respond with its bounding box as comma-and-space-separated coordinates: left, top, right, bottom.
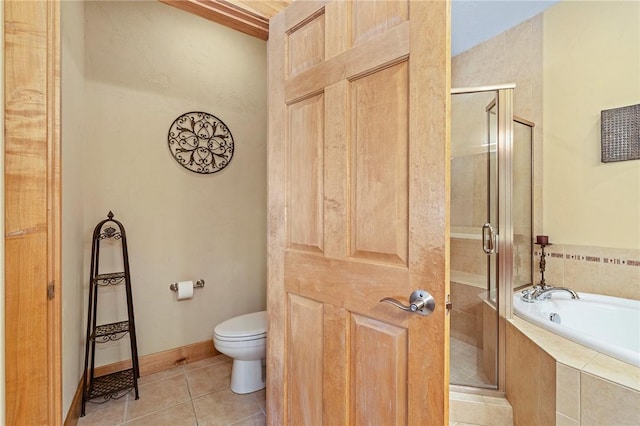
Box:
351, 314, 407, 425
268, 1, 450, 424
322, 304, 349, 424
5, 234, 49, 423
350, 61, 408, 264
288, 12, 325, 77
287, 295, 323, 425
351, 1, 408, 46
284, 23, 410, 102
288, 94, 324, 252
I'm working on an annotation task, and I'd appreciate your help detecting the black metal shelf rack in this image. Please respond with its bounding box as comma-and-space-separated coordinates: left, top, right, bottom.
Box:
81, 211, 140, 416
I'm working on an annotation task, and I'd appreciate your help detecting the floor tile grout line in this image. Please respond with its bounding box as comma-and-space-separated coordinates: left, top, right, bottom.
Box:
122, 373, 193, 424
81, 356, 262, 426
184, 370, 202, 426
124, 400, 200, 425
122, 391, 130, 425
190, 396, 199, 426
184, 370, 194, 399
254, 391, 267, 416
227, 411, 266, 426
123, 399, 192, 425
137, 366, 185, 387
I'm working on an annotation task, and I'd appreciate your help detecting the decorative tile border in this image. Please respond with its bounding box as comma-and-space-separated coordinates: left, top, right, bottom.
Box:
534, 249, 640, 267
604, 258, 626, 265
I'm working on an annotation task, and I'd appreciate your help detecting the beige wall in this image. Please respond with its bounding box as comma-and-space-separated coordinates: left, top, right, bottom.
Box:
81, 1, 267, 365
61, 0, 86, 415
541, 1, 640, 298
543, 1, 640, 250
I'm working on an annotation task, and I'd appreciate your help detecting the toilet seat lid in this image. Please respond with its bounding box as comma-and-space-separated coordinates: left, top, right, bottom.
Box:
214, 310, 267, 338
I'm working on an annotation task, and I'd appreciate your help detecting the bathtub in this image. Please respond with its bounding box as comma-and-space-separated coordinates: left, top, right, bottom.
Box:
513, 291, 640, 367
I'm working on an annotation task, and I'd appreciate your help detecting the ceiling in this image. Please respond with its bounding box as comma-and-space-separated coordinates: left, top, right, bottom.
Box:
169, 0, 560, 54
451, 0, 560, 56
225, 0, 291, 19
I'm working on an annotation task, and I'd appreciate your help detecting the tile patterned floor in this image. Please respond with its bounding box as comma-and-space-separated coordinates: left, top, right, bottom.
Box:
79, 354, 265, 426
450, 337, 493, 388
79, 352, 488, 426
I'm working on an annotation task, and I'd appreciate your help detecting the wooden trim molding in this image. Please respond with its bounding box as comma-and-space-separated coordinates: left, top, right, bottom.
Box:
94, 339, 219, 378
4, 1, 62, 424
63, 380, 83, 426
64, 340, 220, 425
160, 0, 270, 40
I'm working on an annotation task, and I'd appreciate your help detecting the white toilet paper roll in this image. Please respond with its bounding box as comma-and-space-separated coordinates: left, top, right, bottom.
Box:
177, 281, 194, 300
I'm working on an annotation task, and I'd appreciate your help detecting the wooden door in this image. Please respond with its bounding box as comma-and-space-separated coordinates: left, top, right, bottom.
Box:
4, 1, 62, 424
267, 1, 450, 424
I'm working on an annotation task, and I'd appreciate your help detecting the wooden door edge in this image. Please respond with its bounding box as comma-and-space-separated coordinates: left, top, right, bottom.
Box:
47, 0, 63, 424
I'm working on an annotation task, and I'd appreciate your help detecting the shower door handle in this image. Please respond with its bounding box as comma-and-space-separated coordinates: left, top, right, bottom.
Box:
380, 290, 435, 316
482, 223, 498, 254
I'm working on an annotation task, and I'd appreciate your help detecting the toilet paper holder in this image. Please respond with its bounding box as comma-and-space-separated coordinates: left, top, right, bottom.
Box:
169, 279, 205, 292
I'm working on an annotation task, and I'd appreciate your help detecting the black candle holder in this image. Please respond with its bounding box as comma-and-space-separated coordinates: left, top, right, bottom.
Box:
535, 241, 552, 288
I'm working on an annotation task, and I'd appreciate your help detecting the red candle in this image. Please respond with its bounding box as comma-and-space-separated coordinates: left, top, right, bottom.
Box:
536, 235, 549, 245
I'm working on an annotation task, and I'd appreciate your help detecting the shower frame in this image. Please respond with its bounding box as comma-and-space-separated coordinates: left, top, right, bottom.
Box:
450, 83, 534, 393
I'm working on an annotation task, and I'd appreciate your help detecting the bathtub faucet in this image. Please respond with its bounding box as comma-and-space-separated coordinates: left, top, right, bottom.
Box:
521, 285, 580, 303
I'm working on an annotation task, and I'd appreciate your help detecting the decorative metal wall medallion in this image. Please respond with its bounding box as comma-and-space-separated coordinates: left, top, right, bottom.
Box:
168, 112, 234, 174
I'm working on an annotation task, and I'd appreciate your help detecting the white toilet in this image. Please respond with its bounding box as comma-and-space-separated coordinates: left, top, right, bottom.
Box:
213, 310, 267, 394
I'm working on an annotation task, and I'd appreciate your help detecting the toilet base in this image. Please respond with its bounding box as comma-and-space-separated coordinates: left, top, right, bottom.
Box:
230, 359, 265, 394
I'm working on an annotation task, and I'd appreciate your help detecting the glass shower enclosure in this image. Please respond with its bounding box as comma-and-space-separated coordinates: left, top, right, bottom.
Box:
449, 85, 533, 391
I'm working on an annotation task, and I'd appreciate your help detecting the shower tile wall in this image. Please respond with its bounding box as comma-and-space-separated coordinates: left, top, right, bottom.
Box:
450, 274, 484, 347
450, 154, 489, 232
451, 238, 486, 278
452, 14, 543, 245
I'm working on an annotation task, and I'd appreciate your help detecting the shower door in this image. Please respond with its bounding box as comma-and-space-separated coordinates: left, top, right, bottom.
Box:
450, 86, 519, 391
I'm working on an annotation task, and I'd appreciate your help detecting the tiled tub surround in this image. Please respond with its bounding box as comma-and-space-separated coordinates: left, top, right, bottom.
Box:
450, 391, 513, 426
511, 243, 640, 423
507, 317, 640, 426
537, 244, 640, 300
512, 243, 640, 424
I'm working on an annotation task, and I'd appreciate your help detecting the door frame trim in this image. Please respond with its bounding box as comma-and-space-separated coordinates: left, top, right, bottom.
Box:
3, 1, 62, 423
